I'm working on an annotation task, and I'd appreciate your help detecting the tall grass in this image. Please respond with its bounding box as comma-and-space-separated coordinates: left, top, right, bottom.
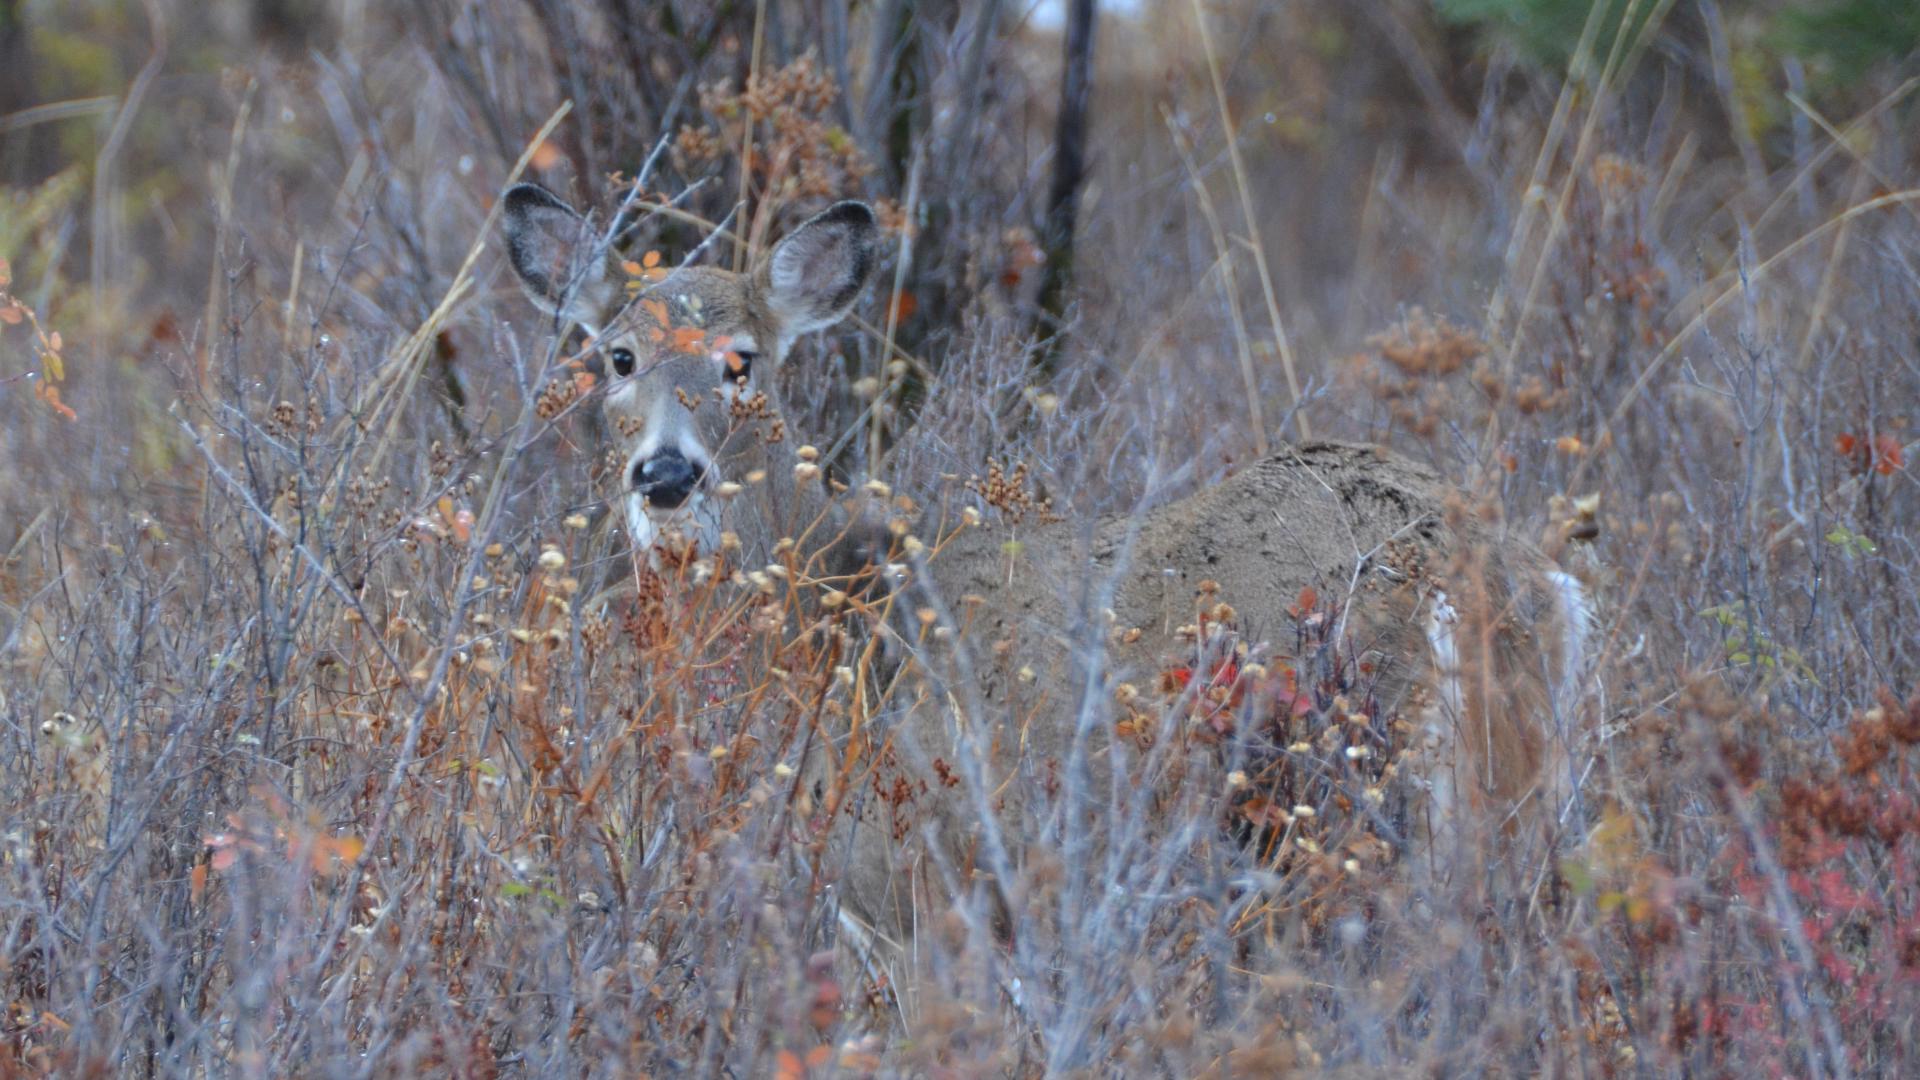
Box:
2, 1, 1917, 1074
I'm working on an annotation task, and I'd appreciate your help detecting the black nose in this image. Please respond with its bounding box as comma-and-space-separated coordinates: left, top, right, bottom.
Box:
633, 448, 701, 509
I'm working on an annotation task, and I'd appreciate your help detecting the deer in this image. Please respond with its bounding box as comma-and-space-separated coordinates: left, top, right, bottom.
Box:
500, 182, 1596, 975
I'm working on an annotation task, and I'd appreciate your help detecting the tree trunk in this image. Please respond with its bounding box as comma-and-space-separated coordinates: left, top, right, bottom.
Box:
1034, 0, 1096, 356
0, 0, 55, 186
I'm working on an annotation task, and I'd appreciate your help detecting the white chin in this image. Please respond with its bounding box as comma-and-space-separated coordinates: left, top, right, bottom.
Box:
624, 493, 721, 562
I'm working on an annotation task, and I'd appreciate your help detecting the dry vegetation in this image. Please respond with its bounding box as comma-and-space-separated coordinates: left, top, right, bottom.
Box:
2, 0, 1918, 1075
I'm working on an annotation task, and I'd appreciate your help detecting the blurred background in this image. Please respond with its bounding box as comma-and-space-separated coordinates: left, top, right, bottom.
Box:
3, 0, 1917, 507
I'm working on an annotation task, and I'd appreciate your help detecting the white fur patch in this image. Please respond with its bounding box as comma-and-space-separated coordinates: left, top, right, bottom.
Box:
624, 489, 725, 566
1422, 588, 1462, 845
1545, 569, 1593, 710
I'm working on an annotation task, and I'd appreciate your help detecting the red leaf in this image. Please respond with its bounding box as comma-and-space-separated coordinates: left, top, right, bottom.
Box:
1274, 690, 1313, 718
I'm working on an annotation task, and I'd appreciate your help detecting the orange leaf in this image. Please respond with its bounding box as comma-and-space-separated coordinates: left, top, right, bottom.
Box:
1290, 585, 1318, 619
190, 863, 208, 903
672, 326, 707, 354
1873, 434, 1904, 475
774, 1050, 804, 1080
642, 250, 662, 269
310, 833, 365, 872
41, 384, 76, 421
0, 255, 11, 287
620, 259, 644, 278
208, 836, 239, 872
640, 298, 670, 326
888, 288, 918, 323
1835, 432, 1858, 457
1555, 435, 1584, 454
530, 139, 563, 172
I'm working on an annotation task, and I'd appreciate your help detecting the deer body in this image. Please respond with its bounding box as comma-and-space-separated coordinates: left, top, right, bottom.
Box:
830, 442, 1589, 943
502, 186, 1591, 958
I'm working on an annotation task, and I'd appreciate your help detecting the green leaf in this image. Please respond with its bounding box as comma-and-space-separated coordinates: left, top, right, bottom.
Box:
1559, 858, 1595, 896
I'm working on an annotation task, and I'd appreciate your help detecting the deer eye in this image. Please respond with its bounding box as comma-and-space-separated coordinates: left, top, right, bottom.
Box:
610, 347, 636, 377
724, 349, 757, 382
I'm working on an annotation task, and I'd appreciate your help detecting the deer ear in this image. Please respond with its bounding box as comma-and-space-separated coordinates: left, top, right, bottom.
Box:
763, 201, 879, 343
501, 183, 616, 326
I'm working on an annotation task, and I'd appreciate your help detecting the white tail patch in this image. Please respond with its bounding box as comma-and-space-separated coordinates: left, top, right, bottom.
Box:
1421, 588, 1463, 860
1545, 569, 1593, 711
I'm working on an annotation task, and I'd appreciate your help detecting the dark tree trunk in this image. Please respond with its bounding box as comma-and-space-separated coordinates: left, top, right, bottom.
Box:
0, 0, 55, 186
1035, 0, 1096, 353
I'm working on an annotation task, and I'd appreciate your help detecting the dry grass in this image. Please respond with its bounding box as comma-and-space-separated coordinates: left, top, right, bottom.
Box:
3, 1, 1918, 1075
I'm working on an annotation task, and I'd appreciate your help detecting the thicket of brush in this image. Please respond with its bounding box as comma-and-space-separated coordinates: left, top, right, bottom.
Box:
2, 1, 1917, 1075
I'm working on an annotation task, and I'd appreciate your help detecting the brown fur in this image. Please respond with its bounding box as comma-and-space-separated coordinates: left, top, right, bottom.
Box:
833, 442, 1583, 939
500, 188, 1589, 959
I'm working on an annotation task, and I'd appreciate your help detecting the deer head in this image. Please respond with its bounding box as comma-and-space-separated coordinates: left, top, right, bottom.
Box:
501, 183, 879, 561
